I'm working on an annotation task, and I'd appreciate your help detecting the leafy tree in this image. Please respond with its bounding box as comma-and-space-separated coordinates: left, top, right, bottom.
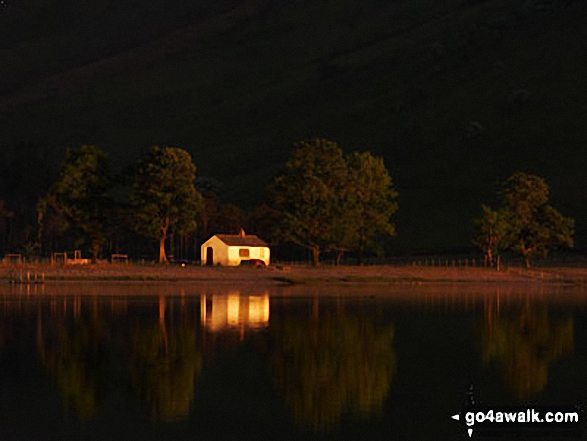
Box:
0, 200, 14, 255
42, 145, 111, 262
209, 203, 246, 235
344, 152, 398, 265
500, 172, 574, 268
129, 146, 203, 263
475, 173, 574, 268
271, 140, 399, 265
245, 203, 282, 241
196, 194, 247, 239
195, 176, 223, 243
0, 142, 59, 255
271, 139, 349, 266
472, 205, 508, 267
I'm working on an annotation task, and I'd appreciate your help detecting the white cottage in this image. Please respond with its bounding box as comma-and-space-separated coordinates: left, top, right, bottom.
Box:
200, 230, 270, 266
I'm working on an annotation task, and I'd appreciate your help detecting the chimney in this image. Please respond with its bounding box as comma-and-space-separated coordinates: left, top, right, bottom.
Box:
239, 227, 245, 237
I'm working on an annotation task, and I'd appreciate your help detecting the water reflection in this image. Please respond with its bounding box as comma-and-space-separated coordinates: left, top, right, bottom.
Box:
271, 297, 396, 431
480, 298, 574, 399
200, 292, 270, 333
36, 300, 107, 418
34, 294, 203, 421
130, 296, 202, 422
1, 283, 584, 440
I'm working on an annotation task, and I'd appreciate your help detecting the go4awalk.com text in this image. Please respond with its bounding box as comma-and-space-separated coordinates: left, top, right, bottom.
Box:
451, 406, 583, 438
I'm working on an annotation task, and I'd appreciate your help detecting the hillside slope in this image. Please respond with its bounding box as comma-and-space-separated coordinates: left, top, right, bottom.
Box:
1, 0, 586, 253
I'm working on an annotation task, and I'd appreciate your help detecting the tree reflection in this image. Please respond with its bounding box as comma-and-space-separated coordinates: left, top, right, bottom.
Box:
37, 302, 106, 419
480, 303, 573, 399
272, 301, 395, 431
129, 297, 202, 422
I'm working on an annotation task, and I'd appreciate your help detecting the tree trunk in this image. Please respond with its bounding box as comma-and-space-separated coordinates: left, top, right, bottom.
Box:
159, 235, 168, 264
91, 244, 99, 264
169, 232, 175, 261
336, 249, 344, 266
159, 218, 169, 264
357, 235, 365, 266
520, 240, 531, 269
311, 247, 320, 266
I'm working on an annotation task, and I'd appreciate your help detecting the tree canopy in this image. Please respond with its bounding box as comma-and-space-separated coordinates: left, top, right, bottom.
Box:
271, 138, 349, 265
40, 145, 111, 261
473, 172, 574, 268
345, 151, 398, 264
129, 146, 203, 263
472, 205, 508, 267
270, 139, 398, 266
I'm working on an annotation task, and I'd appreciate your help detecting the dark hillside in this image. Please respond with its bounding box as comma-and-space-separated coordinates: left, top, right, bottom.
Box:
1, 0, 585, 253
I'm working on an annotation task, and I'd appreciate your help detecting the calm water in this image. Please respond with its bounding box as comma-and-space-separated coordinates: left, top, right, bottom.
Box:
1, 283, 586, 440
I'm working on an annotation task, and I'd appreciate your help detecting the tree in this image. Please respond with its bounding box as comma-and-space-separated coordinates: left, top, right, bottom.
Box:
499, 172, 574, 268
472, 205, 508, 267
129, 146, 203, 263
344, 152, 398, 265
209, 203, 246, 235
42, 145, 111, 262
245, 202, 282, 241
271, 139, 348, 266
0, 142, 59, 255
194, 176, 223, 243
0, 200, 15, 255
271, 139, 399, 266
475, 173, 574, 269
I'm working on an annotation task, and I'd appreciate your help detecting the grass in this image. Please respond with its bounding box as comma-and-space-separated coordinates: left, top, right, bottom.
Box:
3, 262, 587, 286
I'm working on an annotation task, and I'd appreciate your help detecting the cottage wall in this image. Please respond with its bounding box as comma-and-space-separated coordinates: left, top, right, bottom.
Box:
227, 246, 270, 266
201, 236, 230, 265
201, 236, 270, 266
251, 246, 270, 265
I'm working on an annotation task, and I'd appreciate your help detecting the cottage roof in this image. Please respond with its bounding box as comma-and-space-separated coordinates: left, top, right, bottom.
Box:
215, 234, 268, 247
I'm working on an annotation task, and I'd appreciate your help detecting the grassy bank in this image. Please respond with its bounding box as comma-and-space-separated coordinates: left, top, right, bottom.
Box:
2, 263, 587, 286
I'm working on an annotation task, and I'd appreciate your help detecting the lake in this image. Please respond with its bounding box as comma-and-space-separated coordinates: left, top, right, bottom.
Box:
0, 282, 585, 440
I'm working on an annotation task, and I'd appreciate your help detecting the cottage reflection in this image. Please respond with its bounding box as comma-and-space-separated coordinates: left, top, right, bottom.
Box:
480, 299, 574, 399
200, 291, 270, 333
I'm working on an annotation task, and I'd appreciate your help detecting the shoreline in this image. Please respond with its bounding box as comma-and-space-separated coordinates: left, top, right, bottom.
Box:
2, 263, 587, 286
